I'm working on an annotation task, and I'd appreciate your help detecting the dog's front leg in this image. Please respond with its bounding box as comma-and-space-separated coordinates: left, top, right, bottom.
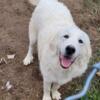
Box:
43, 81, 52, 100
23, 18, 37, 66
52, 83, 61, 100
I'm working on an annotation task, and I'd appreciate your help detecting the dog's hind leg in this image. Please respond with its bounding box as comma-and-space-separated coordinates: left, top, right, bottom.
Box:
52, 83, 61, 100
23, 18, 37, 66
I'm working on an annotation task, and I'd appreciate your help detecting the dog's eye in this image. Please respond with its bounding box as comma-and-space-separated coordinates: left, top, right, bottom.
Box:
64, 35, 69, 39
79, 39, 83, 44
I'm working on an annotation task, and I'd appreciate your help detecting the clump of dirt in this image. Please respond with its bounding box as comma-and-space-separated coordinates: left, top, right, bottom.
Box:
0, 0, 100, 100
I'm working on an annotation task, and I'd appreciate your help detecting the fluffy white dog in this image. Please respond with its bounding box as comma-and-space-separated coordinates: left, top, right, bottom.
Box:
23, 0, 92, 100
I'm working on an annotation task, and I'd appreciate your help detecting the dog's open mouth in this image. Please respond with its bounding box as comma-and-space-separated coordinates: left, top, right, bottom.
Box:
59, 55, 76, 69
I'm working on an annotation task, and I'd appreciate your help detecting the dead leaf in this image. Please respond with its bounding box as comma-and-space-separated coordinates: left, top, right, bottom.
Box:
7, 54, 15, 59
6, 81, 13, 91
0, 58, 7, 65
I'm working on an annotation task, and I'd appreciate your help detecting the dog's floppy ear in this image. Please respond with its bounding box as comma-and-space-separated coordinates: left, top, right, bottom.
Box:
86, 42, 92, 61
86, 34, 92, 61
83, 37, 92, 63
49, 34, 58, 55
83, 32, 92, 62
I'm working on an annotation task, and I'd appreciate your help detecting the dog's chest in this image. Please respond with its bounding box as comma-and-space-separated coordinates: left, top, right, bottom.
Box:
40, 54, 87, 85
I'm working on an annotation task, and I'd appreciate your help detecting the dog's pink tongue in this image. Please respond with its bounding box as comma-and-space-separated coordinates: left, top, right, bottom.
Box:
61, 56, 71, 68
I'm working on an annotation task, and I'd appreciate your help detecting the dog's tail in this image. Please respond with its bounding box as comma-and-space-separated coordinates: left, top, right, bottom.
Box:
29, 0, 58, 6
29, 0, 40, 5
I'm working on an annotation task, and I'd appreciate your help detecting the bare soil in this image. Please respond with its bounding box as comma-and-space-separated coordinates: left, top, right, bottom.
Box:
0, 0, 100, 100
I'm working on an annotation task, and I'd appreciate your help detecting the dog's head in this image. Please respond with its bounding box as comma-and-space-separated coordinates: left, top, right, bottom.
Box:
50, 26, 92, 69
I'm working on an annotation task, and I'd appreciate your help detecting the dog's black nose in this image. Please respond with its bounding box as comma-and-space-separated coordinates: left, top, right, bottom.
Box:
65, 45, 75, 56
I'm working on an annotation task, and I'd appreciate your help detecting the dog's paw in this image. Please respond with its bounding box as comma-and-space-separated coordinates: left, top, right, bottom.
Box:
42, 95, 51, 100
52, 91, 61, 100
23, 55, 33, 66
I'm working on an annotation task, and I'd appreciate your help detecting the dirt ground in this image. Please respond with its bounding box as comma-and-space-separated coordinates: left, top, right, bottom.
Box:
0, 0, 100, 100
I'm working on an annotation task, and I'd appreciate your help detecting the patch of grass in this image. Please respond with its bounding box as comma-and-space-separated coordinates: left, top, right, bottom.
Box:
91, 49, 100, 65
84, 0, 100, 15
80, 49, 100, 100
84, 0, 100, 32
81, 78, 100, 100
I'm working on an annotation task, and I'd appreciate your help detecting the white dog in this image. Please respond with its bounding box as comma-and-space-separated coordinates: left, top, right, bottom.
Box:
23, 0, 92, 100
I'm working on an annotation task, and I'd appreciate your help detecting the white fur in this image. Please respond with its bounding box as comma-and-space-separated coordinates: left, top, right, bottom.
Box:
23, 0, 92, 100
